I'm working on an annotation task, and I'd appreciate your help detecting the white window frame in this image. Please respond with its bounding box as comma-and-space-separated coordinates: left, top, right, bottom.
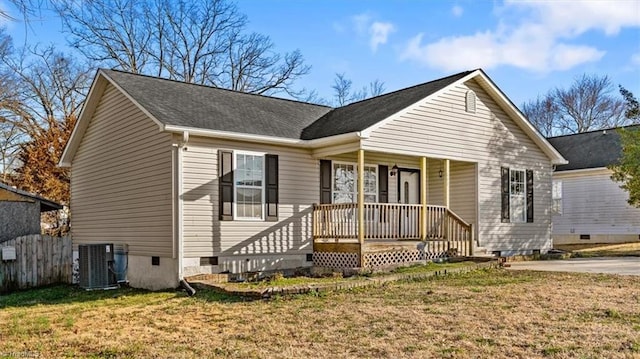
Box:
331, 161, 378, 204
233, 150, 265, 221
509, 168, 527, 223
552, 180, 562, 215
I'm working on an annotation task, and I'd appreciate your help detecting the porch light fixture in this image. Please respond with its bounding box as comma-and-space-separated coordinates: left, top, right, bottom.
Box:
390, 164, 399, 176
439, 169, 443, 178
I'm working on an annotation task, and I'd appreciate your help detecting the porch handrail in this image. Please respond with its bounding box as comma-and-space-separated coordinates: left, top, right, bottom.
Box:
312, 203, 474, 256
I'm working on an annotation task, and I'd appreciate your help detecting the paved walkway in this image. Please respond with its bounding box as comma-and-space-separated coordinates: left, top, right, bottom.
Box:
507, 257, 639, 276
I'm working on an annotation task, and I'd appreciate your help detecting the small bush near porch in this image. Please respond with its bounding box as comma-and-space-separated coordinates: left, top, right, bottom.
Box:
1, 270, 638, 358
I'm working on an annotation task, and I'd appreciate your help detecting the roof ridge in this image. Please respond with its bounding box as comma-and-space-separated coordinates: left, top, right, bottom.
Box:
101, 68, 333, 110
335, 69, 475, 109
547, 123, 640, 139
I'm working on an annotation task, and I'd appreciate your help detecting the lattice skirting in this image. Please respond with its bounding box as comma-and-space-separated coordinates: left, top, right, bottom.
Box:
313, 252, 359, 269
363, 250, 448, 268
314, 249, 451, 269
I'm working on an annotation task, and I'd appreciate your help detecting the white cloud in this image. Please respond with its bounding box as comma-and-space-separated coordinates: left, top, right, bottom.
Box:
451, 5, 464, 17
631, 53, 640, 66
400, 0, 639, 72
369, 21, 395, 52
349, 13, 396, 53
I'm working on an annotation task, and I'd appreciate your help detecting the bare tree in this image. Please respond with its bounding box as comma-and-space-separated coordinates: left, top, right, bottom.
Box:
521, 95, 557, 137
53, 0, 309, 96
0, 122, 22, 183
0, 29, 26, 183
522, 74, 628, 136
332, 73, 386, 106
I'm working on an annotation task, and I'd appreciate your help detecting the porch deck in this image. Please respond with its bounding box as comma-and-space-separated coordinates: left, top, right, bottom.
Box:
312, 203, 474, 269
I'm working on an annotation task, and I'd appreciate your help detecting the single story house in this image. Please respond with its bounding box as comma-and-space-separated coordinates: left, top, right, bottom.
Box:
60, 68, 566, 290
548, 126, 640, 245
0, 182, 63, 243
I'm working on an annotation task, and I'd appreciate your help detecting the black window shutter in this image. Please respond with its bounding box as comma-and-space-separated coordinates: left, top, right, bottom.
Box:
501, 167, 510, 223
378, 165, 388, 203
526, 169, 534, 223
265, 154, 279, 222
319, 160, 332, 204
218, 150, 234, 221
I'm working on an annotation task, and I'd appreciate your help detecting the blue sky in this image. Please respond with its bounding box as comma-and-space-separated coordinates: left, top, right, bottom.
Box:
2, 0, 639, 107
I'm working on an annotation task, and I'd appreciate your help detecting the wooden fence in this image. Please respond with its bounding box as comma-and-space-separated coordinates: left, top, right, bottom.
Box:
0, 234, 73, 293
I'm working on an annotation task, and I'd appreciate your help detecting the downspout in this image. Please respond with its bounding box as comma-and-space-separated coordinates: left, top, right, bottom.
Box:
175, 130, 195, 296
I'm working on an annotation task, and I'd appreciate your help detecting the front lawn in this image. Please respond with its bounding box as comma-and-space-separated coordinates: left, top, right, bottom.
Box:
1, 269, 638, 358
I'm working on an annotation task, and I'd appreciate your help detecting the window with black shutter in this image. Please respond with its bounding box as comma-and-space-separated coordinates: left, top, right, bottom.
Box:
501, 166, 534, 223
218, 150, 278, 221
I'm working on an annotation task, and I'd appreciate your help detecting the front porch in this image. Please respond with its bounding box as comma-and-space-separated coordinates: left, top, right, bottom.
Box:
312, 203, 474, 269
310, 147, 478, 270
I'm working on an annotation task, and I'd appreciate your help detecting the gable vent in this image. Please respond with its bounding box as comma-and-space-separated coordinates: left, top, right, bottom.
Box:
465, 90, 476, 113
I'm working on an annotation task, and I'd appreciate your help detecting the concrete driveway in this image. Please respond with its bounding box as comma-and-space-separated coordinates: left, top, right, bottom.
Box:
507, 257, 639, 276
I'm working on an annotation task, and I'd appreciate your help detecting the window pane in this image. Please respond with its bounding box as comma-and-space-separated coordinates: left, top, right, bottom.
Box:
333, 192, 354, 204
334, 164, 355, 193
237, 188, 262, 218
510, 169, 526, 222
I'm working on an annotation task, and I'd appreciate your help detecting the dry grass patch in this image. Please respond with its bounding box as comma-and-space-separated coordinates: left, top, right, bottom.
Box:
556, 242, 640, 257
1, 269, 639, 358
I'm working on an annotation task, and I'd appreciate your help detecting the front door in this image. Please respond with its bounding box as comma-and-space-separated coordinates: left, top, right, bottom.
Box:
399, 170, 419, 204
398, 170, 420, 237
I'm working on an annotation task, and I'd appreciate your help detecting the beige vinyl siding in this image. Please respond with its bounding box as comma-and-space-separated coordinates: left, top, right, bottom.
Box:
363, 79, 553, 252
71, 84, 173, 256
182, 137, 318, 258
450, 161, 477, 226
553, 170, 640, 236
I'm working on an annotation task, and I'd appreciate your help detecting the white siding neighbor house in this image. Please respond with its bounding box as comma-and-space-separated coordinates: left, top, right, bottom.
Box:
548, 127, 640, 245
60, 69, 566, 290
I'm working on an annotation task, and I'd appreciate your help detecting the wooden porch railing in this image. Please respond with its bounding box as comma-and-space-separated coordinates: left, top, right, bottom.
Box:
312, 203, 474, 256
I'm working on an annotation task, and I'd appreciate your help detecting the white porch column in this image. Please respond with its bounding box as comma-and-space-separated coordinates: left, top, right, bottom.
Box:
443, 159, 450, 208
357, 149, 365, 245
420, 156, 428, 241
357, 149, 365, 267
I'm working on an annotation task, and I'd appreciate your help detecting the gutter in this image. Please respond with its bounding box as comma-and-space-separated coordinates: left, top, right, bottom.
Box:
162, 125, 363, 148
174, 130, 196, 296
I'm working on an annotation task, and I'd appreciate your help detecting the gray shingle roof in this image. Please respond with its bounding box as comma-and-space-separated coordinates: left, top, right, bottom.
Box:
102, 70, 332, 139
102, 69, 473, 140
547, 125, 639, 171
301, 70, 473, 139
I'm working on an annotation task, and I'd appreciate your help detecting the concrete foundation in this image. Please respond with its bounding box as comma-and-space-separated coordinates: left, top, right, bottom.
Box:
553, 234, 640, 246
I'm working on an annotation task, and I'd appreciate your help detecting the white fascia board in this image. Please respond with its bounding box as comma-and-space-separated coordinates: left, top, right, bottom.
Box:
359, 70, 481, 138
162, 124, 362, 148
553, 167, 611, 178
359, 69, 568, 166
59, 69, 167, 167
472, 71, 568, 165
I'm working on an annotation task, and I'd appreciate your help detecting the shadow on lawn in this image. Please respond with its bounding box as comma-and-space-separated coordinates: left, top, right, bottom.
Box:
0, 284, 245, 309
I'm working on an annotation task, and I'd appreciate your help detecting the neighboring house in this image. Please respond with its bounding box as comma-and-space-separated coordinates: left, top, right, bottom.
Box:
0, 182, 63, 243
548, 126, 640, 245
60, 68, 566, 290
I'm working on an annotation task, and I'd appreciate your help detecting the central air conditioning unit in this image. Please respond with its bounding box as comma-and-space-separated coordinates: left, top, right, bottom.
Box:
79, 243, 117, 289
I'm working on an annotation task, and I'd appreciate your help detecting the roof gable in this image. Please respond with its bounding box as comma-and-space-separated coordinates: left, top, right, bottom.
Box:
300, 71, 473, 139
